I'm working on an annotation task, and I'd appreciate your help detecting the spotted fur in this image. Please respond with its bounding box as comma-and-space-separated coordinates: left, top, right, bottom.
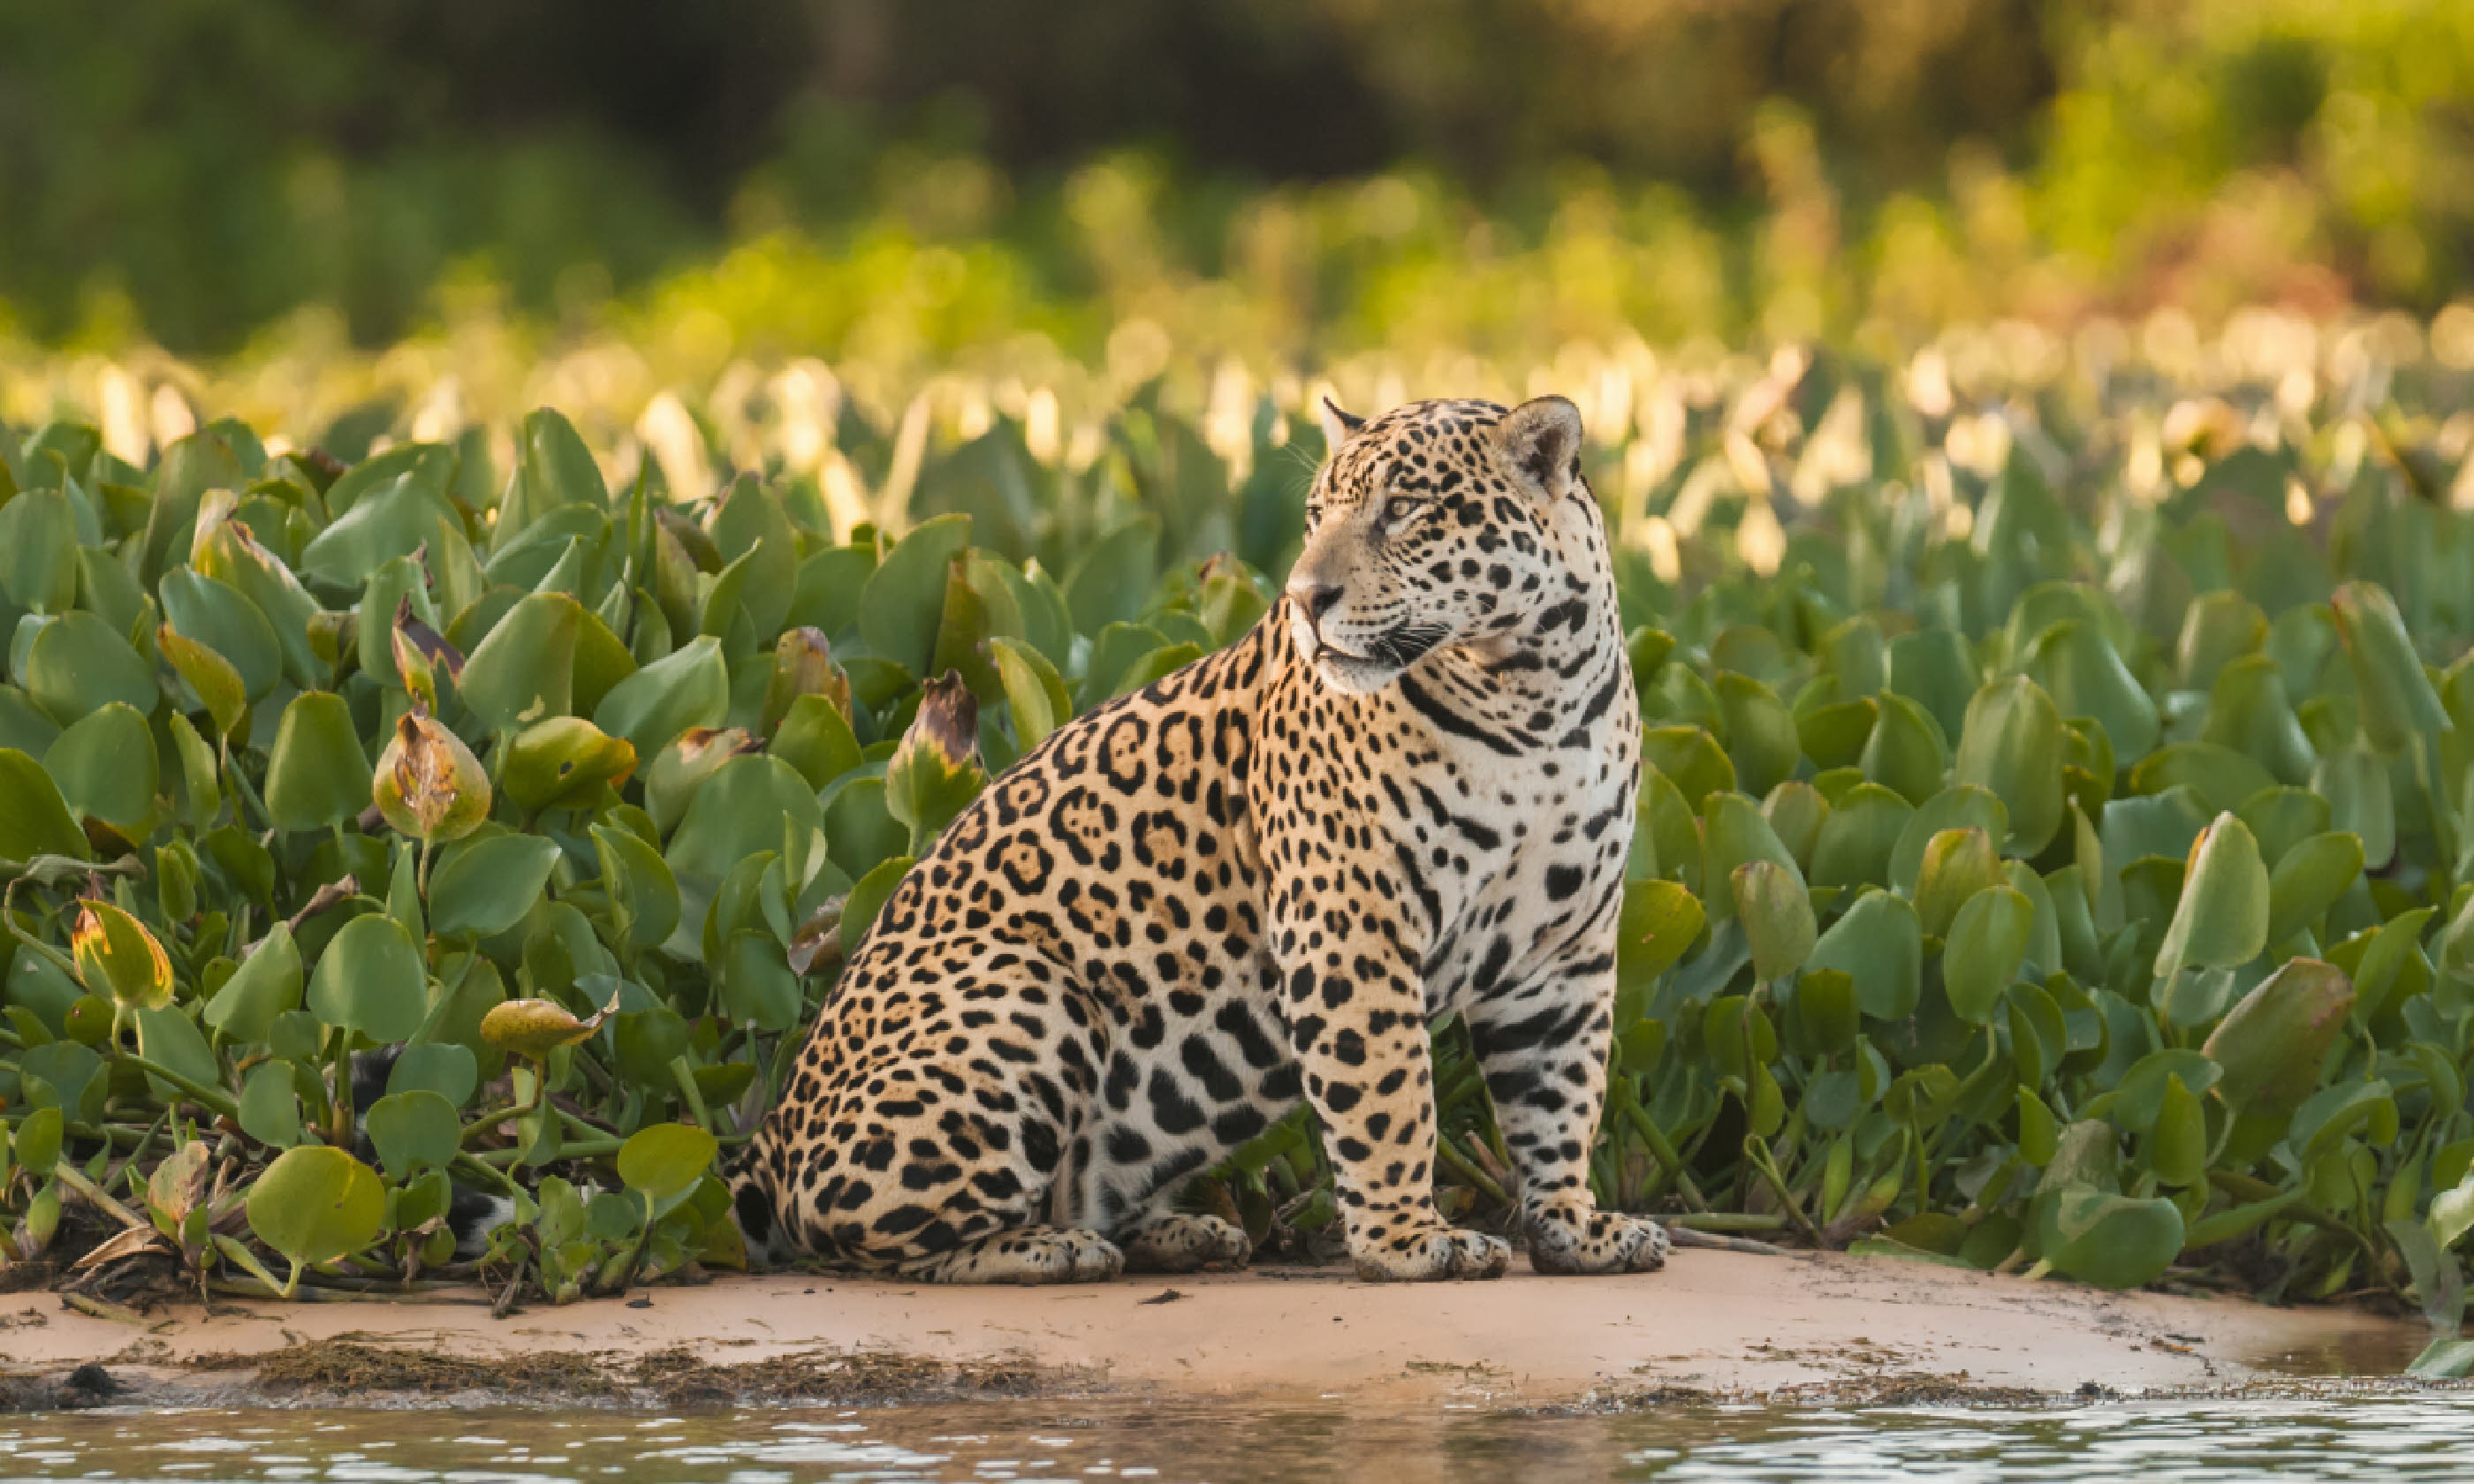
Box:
731, 396, 1666, 1283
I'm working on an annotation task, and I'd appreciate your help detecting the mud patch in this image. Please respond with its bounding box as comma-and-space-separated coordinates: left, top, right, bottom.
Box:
626, 1344, 1051, 1407
140, 1336, 1077, 1411
187, 1340, 619, 1398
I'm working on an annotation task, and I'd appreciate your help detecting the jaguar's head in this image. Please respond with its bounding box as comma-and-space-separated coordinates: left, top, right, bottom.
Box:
1284, 395, 1587, 695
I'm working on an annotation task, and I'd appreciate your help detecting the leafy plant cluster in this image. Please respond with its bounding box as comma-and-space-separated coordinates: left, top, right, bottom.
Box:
0, 395, 1293, 1309
5, 344, 2474, 1372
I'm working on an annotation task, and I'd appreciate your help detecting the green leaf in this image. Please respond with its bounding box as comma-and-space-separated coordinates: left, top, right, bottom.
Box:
512, 409, 610, 523
263, 691, 372, 834
1714, 671, 1799, 798
238, 1061, 302, 1148
1888, 785, 2007, 898
618, 1122, 721, 1203
664, 755, 824, 958
2331, 581, 2447, 753
719, 928, 803, 1031
13, 1105, 62, 1177
593, 822, 682, 951
364, 1089, 461, 1177
2386, 1215, 2464, 1336
1643, 725, 1736, 811
202, 923, 304, 1044
194, 520, 324, 688
2431, 1166, 2474, 1253
458, 590, 583, 734
858, 513, 973, 675
2152, 813, 2270, 999
429, 833, 562, 940
501, 716, 637, 814
2312, 746, 2396, 869
594, 634, 730, 761
2265, 831, 2364, 946
1886, 628, 1980, 747
160, 627, 248, 746
300, 466, 459, 589
708, 476, 799, 639
2128, 742, 2279, 817
1952, 675, 2066, 857
2038, 1184, 2185, 1290
0, 488, 77, 613
1063, 514, 1161, 635
1912, 826, 2003, 939
2290, 1078, 2396, 1163
2183, 1187, 2303, 1251
645, 726, 753, 835
1700, 791, 1802, 925
1789, 967, 1859, 1054
71, 900, 173, 1012
2148, 1072, 2206, 1186
2202, 654, 2316, 786
770, 693, 865, 791
160, 568, 282, 700
247, 1146, 385, 1276
1809, 783, 1911, 891
1615, 878, 1706, 988
2110, 1049, 2222, 1132
2025, 619, 2160, 762
387, 1043, 479, 1106
0, 747, 89, 859
133, 1003, 222, 1102
1809, 889, 1924, 1019
2406, 1338, 2474, 1380
1858, 692, 1948, 806
1941, 886, 2033, 1024
23, 609, 156, 724
990, 635, 1074, 753
306, 913, 428, 1044
1732, 859, 1815, 983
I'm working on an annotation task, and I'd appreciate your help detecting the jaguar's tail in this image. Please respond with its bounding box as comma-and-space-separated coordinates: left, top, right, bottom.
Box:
720, 1137, 784, 1264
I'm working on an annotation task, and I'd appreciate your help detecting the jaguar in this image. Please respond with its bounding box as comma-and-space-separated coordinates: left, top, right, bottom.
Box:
730, 393, 1666, 1283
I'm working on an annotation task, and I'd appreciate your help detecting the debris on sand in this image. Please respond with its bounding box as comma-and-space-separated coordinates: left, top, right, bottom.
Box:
148, 1336, 1069, 1410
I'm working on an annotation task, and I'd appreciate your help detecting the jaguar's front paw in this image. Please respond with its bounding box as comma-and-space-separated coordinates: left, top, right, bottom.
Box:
1352, 1222, 1513, 1282
1526, 1204, 1669, 1275
1121, 1213, 1253, 1273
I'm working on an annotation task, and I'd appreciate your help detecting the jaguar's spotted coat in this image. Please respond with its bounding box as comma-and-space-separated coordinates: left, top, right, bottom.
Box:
731, 395, 1667, 1283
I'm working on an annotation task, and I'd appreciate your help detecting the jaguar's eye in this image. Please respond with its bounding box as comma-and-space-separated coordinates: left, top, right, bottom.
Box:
1306, 503, 1324, 526
1384, 496, 1418, 524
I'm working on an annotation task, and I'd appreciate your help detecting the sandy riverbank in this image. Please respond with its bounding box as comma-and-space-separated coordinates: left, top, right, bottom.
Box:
0, 1249, 2426, 1412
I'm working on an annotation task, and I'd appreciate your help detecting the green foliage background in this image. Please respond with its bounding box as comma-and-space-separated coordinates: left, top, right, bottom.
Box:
4, 0, 2473, 354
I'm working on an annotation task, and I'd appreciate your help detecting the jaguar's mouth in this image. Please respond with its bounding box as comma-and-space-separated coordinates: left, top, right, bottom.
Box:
1287, 595, 1443, 694
1309, 644, 1398, 695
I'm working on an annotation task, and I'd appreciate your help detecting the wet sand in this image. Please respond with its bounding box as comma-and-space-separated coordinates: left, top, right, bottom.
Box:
0, 1249, 2424, 1410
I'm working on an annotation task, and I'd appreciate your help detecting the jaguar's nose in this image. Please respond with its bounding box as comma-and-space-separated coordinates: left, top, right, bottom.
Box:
1289, 582, 1344, 622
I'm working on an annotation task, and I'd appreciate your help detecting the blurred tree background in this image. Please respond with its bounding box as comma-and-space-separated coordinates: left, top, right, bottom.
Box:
1, 0, 2468, 356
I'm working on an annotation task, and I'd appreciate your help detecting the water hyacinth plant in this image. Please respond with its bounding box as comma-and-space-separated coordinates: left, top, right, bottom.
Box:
6, 321, 2474, 1372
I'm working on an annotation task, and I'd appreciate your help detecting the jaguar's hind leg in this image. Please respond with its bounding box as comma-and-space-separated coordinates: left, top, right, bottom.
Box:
1119, 1213, 1252, 1273
898, 1225, 1125, 1283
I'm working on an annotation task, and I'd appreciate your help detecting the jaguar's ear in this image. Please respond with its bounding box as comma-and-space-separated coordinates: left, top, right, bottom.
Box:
1495, 396, 1583, 500
1318, 397, 1365, 449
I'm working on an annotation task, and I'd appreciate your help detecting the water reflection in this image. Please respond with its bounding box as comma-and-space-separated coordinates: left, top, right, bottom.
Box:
4, 1392, 2474, 1483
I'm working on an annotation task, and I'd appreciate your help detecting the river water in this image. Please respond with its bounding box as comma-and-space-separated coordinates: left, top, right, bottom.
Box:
7, 1390, 2474, 1483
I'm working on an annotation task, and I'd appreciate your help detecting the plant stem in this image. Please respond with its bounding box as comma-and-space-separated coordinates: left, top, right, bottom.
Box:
1435, 1133, 1509, 1207
112, 1052, 239, 1121
1742, 1134, 1826, 1246
1624, 1102, 1708, 1212
55, 1162, 148, 1229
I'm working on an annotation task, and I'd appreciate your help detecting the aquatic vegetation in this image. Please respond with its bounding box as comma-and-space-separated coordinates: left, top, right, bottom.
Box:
4, 317, 2474, 1369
